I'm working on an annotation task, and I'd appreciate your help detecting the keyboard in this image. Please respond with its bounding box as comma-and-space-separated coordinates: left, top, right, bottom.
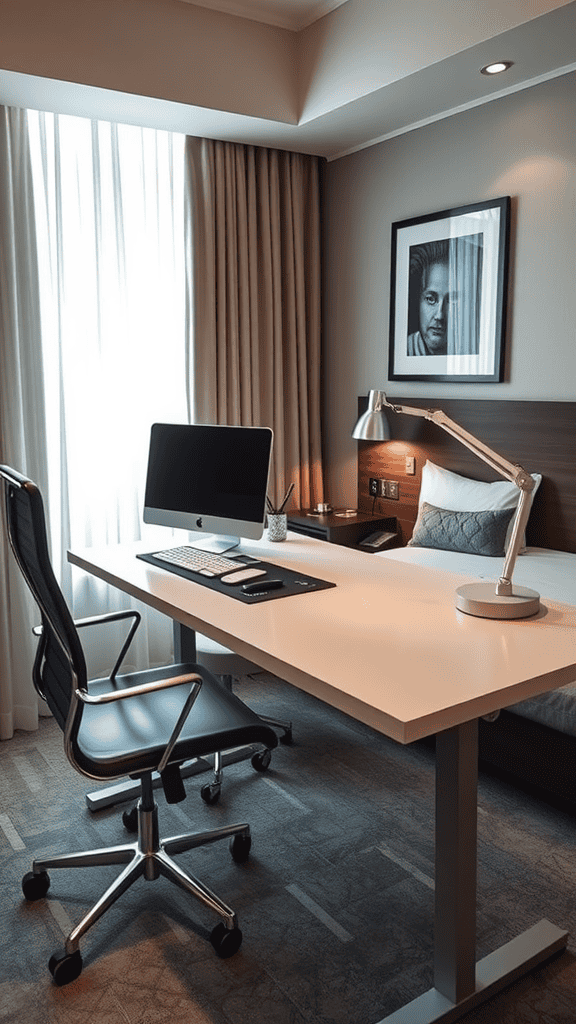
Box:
151, 545, 242, 578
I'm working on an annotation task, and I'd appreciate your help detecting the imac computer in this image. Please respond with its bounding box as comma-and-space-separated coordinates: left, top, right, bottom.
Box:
143, 422, 273, 555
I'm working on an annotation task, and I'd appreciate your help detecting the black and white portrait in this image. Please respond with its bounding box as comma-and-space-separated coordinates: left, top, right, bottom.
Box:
407, 234, 483, 357
389, 197, 510, 383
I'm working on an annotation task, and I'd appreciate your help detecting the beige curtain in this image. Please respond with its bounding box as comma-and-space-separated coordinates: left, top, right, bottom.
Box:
185, 137, 324, 510
0, 107, 49, 737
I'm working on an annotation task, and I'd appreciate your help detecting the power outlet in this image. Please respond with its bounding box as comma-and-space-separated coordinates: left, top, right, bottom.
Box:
369, 478, 399, 500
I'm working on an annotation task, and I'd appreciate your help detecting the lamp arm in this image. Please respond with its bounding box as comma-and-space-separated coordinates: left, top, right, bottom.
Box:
383, 399, 535, 493
497, 487, 532, 596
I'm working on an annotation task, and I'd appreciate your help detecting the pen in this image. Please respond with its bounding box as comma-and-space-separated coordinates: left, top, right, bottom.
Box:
277, 482, 294, 514
267, 482, 294, 515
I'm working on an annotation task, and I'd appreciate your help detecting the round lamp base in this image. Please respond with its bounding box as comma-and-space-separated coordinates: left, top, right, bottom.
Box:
455, 582, 540, 620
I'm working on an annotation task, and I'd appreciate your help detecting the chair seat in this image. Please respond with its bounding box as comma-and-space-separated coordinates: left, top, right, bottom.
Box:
76, 662, 278, 779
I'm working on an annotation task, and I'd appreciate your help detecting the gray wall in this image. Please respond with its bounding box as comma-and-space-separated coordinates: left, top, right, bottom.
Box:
322, 72, 576, 507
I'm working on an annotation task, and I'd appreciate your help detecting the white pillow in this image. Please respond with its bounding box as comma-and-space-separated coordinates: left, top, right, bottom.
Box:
415, 461, 542, 554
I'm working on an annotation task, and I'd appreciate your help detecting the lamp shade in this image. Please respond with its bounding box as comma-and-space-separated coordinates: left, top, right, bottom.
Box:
352, 390, 391, 441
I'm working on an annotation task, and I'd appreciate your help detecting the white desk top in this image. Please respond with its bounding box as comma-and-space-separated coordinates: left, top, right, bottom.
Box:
69, 533, 576, 745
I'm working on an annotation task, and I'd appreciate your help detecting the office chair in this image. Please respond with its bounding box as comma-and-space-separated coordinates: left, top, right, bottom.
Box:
0, 465, 278, 984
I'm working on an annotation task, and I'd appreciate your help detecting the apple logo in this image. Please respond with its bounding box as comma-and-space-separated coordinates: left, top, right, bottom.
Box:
196, 517, 203, 528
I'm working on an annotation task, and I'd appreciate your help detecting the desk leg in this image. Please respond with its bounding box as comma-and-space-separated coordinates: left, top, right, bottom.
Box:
434, 720, 478, 1003
173, 621, 197, 662
378, 720, 568, 1024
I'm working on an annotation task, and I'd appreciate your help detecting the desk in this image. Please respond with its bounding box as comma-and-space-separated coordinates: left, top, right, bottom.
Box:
69, 532, 576, 1024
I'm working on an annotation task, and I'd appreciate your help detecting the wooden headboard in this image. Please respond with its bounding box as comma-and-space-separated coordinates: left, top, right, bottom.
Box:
357, 397, 576, 554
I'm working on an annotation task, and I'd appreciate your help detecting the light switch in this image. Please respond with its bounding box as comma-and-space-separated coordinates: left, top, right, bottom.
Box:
405, 456, 415, 475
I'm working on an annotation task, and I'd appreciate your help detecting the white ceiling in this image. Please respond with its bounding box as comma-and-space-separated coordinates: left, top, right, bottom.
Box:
1, 1, 575, 161
177, 0, 351, 31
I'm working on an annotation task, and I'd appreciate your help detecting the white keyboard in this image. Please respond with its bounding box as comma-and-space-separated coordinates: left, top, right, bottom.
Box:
151, 545, 243, 578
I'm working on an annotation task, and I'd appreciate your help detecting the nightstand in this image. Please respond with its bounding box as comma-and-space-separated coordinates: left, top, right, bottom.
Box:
286, 509, 398, 550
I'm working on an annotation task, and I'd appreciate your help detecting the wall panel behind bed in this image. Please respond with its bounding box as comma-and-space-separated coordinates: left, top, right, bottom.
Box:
357, 398, 576, 554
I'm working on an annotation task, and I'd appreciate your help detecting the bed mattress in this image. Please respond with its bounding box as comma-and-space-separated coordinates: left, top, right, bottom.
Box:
378, 546, 576, 737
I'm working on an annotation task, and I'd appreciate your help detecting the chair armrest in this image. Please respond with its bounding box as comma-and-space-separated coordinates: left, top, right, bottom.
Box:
76, 610, 142, 680
75, 672, 203, 774
75, 670, 200, 706
34, 609, 142, 681
73, 609, 141, 630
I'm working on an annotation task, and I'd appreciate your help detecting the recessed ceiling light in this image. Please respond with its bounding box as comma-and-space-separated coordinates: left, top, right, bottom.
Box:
480, 61, 514, 76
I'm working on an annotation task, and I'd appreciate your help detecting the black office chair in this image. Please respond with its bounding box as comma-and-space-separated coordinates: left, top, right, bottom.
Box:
0, 465, 278, 985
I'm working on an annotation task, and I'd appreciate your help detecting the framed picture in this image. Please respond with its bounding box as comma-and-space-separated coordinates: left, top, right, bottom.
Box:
388, 196, 510, 383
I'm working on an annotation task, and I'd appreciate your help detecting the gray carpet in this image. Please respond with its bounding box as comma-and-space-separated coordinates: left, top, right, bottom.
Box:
1, 671, 576, 1023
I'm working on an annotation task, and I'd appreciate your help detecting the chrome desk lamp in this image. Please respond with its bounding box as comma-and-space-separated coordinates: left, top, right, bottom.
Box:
352, 390, 539, 620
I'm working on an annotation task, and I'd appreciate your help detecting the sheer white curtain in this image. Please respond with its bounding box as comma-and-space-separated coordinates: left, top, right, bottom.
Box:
26, 112, 189, 677
0, 106, 49, 738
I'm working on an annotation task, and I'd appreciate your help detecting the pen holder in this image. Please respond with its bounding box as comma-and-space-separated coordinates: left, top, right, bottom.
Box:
267, 513, 287, 542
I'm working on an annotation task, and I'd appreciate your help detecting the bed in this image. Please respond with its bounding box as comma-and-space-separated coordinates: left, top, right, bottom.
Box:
356, 397, 576, 810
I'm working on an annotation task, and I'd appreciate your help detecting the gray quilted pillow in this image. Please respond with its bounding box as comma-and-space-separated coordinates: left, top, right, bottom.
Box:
408, 502, 515, 556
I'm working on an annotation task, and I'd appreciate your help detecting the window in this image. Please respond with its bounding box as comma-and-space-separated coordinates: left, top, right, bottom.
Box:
27, 112, 188, 669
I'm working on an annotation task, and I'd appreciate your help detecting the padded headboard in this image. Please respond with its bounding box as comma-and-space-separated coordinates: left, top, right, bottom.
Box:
357, 397, 576, 554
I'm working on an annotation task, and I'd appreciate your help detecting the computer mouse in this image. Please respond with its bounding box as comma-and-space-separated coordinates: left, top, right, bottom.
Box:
242, 578, 285, 594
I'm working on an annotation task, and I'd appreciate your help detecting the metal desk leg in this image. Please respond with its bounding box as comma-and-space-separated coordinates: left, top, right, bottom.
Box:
379, 720, 568, 1023
434, 719, 478, 1003
173, 621, 197, 661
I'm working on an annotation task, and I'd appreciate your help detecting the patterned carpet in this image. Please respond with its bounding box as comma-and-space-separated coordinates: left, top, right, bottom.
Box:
1, 671, 576, 1024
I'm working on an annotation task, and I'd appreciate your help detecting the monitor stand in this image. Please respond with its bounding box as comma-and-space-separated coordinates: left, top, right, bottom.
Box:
190, 535, 240, 555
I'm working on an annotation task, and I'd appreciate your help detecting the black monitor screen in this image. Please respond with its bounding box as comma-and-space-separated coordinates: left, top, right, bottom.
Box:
143, 423, 273, 542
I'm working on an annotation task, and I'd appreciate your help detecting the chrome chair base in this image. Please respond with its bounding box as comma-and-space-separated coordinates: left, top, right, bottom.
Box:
24, 774, 250, 969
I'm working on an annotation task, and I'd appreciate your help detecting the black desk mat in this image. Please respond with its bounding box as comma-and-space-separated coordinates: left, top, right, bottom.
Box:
137, 551, 336, 603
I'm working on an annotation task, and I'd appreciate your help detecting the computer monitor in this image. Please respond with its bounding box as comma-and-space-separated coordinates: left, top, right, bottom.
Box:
143, 422, 273, 553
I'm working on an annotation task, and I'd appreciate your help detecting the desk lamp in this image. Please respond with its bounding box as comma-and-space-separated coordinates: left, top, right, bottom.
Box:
352, 390, 540, 619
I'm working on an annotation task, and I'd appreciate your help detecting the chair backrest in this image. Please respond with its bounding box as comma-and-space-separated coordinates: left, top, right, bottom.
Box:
0, 465, 87, 732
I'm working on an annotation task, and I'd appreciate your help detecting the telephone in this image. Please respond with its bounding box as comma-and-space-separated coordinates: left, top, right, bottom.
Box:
358, 529, 398, 551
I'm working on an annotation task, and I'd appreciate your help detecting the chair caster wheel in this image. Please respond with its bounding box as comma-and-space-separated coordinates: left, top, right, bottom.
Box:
22, 870, 50, 901
122, 807, 138, 832
48, 949, 83, 985
230, 833, 251, 863
280, 727, 293, 745
251, 749, 271, 772
201, 783, 221, 805
210, 922, 243, 958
